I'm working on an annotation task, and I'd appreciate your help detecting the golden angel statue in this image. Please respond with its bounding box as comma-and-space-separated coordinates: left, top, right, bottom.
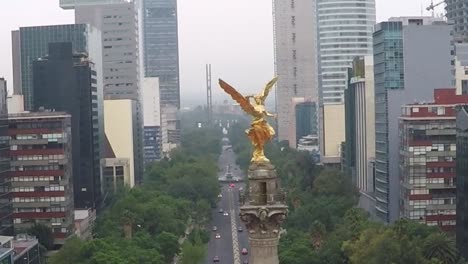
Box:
219, 77, 278, 163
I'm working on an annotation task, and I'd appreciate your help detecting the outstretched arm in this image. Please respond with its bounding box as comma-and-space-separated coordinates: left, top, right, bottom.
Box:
265, 111, 277, 118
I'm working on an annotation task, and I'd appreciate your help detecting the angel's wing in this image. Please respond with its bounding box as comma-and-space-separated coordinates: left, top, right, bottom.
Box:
259, 77, 278, 103
219, 79, 255, 114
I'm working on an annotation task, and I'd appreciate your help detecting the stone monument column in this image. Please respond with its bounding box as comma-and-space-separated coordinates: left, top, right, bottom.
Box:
239, 162, 288, 264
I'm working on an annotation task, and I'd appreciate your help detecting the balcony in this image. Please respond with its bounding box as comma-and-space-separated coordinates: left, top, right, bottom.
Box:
426, 183, 456, 189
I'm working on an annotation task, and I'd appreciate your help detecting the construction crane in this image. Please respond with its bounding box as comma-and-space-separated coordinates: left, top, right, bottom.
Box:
426, 0, 445, 17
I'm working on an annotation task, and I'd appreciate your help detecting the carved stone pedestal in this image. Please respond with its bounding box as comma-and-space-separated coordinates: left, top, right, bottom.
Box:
239, 162, 288, 264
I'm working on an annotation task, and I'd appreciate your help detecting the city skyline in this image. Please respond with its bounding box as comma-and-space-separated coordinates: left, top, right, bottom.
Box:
0, 0, 445, 107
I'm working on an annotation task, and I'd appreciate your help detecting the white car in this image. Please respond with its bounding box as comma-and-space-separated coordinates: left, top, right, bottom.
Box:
223, 212, 229, 216
215, 233, 221, 239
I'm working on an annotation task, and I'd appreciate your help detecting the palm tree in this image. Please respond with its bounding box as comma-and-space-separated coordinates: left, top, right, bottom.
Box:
422, 233, 458, 264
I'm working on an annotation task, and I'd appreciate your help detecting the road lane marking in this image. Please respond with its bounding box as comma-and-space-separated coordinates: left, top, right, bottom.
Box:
228, 188, 241, 264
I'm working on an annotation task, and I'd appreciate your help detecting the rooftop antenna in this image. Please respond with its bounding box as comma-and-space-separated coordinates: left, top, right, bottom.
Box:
206, 64, 213, 125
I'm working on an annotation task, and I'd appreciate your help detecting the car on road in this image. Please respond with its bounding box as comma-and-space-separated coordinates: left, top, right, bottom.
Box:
215, 233, 221, 239
243, 260, 248, 264
230, 183, 235, 188
223, 212, 229, 216
218, 194, 222, 198
238, 226, 243, 232
218, 208, 223, 213
212, 226, 218, 232
213, 256, 220, 262
241, 248, 248, 255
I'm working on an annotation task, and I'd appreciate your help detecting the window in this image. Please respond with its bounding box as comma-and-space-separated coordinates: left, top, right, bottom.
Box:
291, 0, 295, 8
437, 107, 445, 115
291, 16, 296, 27
292, 50, 297, 60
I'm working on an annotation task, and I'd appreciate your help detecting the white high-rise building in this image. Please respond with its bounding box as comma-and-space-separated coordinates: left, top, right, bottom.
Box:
317, 0, 375, 164
273, 0, 318, 142
317, 0, 375, 104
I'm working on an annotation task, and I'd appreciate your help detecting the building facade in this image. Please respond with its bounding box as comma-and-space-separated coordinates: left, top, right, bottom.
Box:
32, 43, 103, 209
0, 80, 11, 236
142, 78, 161, 164
316, 0, 375, 104
273, 0, 318, 142
101, 158, 130, 194
13, 24, 102, 110
104, 100, 139, 187
373, 17, 452, 223
8, 112, 74, 245
61, 0, 144, 184
73, 1, 140, 100
446, 0, 468, 43
343, 56, 374, 192
400, 89, 468, 231
456, 105, 468, 258
293, 99, 318, 151
317, 0, 375, 164
142, 0, 181, 147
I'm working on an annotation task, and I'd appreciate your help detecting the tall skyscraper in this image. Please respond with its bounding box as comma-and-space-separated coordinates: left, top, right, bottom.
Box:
446, 0, 468, 43
32, 43, 104, 209
273, 0, 318, 142
60, 0, 144, 184
316, 0, 375, 164
400, 89, 467, 232
142, 0, 181, 150
13, 24, 102, 110
316, 0, 375, 104
373, 17, 452, 223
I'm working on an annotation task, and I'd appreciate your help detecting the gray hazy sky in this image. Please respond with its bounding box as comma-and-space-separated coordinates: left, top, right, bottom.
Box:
0, 0, 445, 106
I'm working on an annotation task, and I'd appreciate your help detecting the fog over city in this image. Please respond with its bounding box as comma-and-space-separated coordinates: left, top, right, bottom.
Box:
0, 0, 445, 107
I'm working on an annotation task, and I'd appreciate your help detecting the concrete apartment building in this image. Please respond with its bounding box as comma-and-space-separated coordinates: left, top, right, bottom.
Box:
142, 77, 161, 164
316, 0, 375, 164
273, 0, 318, 143
400, 89, 468, 232
12, 24, 102, 111
373, 17, 452, 223
142, 0, 180, 151
8, 112, 74, 245
32, 43, 104, 210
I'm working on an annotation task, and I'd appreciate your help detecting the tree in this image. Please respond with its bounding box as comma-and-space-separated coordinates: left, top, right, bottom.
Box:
49, 237, 86, 264
156, 232, 180, 263
343, 228, 427, 264
180, 241, 205, 264
422, 233, 458, 264
27, 223, 54, 250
